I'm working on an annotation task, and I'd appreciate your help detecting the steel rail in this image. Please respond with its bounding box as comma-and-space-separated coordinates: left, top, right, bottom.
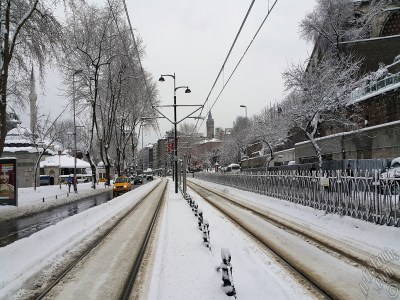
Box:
32, 180, 166, 300
187, 180, 400, 299
121, 180, 167, 299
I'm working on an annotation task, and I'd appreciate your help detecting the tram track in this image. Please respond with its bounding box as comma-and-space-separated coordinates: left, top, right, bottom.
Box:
28, 179, 167, 300
188, 179, 400, 300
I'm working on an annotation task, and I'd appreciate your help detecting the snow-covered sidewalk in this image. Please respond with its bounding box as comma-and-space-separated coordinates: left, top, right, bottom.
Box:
0, 182, 111, 222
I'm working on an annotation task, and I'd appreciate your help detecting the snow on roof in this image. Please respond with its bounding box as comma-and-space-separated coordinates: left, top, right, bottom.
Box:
347, 81, 400, 106
3, 146, 38, 153
5, 126, 31, 144
197, 138, 221, 144
40, 155, 91, 169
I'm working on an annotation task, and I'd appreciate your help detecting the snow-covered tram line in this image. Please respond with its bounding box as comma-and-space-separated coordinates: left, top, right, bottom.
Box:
8, 179, 167, 300
187, 179, 400, 300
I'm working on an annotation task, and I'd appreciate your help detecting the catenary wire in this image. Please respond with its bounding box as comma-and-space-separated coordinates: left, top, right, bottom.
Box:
195, 0, 256, 130
121, 0, 163, 139
195, 0, 279, 134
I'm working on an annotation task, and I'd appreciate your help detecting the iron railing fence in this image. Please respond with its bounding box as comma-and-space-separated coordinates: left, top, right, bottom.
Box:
195, 170, 400, 227
349, 72, 400, 103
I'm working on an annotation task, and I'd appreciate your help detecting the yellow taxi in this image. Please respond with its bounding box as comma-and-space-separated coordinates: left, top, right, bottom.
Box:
113, 176, 132, 197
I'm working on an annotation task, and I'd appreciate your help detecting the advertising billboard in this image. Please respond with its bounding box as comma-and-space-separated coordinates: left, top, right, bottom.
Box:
0, 158, 18, 206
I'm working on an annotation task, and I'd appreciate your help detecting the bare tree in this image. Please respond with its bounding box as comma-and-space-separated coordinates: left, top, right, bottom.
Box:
283, 54, 361, 168
252, 106, 289, 169
0, 0, 68, 156
300, 0, 387, 60
29, 113, 65, 190
61, 1, 157, 185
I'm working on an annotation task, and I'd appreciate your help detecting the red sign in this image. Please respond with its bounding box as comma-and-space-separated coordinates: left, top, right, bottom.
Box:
167, 137, 175, 154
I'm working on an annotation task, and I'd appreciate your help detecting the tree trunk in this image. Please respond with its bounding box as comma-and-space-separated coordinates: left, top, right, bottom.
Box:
306, 132, 323, 169
0, 7, 10, 157
85, 151, 96, 189
33, 153, 43, 191
115, 147, 121, 176
263, 140, 275, 170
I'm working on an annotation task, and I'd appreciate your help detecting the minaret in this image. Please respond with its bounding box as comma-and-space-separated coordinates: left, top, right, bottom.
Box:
206, 111, 214, 139
29, 67, 37, 134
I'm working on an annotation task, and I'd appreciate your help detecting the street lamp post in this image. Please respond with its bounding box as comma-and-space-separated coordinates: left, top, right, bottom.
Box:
72, 69, 83, 193
159, 73, 191, 193
58, 150, 62, 189
142, 123, 144, 175
240, 105, 247, 118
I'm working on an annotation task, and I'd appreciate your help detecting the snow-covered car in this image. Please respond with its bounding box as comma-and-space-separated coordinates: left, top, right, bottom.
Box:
380, 157, 400, 194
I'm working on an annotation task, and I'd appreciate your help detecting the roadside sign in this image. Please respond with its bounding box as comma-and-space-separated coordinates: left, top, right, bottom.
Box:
0, 158, 18, 206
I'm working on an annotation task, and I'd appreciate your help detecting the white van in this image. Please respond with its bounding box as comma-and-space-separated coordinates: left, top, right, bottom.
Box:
226, 163, 241, 174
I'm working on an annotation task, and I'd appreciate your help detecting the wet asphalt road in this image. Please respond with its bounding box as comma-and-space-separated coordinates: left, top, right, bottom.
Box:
0, 191, 114, 247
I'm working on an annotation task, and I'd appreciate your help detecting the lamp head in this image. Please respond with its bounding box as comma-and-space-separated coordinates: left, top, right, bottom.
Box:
159, 76, 165, 82
240, 105, 246, 108
185, 87, 191, 93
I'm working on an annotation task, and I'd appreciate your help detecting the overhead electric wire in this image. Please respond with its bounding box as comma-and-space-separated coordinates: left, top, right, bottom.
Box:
195, 0, 255, 130
195, 0, 279, 133
121, 0, 163, 139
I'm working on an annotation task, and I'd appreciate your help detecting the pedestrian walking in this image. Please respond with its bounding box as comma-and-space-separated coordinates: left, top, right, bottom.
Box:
67, 176, 72, 193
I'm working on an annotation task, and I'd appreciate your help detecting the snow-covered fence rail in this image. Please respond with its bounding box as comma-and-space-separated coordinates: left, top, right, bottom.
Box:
195, 171, 400, 227
349, 72, 400, 104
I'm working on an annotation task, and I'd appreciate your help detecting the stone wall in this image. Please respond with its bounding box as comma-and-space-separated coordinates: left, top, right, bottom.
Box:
295, 121, 400, 162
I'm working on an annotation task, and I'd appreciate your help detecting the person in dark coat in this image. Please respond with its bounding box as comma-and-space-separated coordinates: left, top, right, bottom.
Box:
346, 164, 354, 177
67, 176, 72, 193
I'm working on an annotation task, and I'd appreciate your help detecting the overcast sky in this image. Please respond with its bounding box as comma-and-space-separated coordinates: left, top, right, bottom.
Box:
20, 0, 317, 149
129, 0, 317, 146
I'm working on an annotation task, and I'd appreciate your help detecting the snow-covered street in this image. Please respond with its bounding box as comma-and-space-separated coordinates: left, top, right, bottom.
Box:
0, 177, 399, 299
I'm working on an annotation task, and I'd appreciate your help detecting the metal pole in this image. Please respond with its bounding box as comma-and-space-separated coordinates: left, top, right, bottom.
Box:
73, 73, 77, 193
142, 123, 144, 175
183, 155, 187, 197
59, 152, 61, 189
174, 73, 178, 193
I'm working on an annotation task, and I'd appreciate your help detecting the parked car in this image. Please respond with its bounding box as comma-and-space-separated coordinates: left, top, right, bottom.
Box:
225, 163, 241, 174
133, 176, 143, 185
113, 176, 132, 197
380, 157, 400, 194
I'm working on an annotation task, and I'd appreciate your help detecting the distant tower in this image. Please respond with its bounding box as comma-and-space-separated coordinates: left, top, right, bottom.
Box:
206, 111, 214, 139
29, 67, 37, 134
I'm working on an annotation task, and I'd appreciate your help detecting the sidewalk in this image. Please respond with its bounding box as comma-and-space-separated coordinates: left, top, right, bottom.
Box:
0, 182, 111, 222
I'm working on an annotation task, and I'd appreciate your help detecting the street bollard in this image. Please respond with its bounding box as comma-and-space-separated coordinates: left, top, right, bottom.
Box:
202, 219, 211, 249
216, 248, 236, 298
185, 194, 191, 203
197, 209, 203, 230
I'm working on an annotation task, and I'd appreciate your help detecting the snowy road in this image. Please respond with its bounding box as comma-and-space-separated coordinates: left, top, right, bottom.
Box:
0, 178, 399, 299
